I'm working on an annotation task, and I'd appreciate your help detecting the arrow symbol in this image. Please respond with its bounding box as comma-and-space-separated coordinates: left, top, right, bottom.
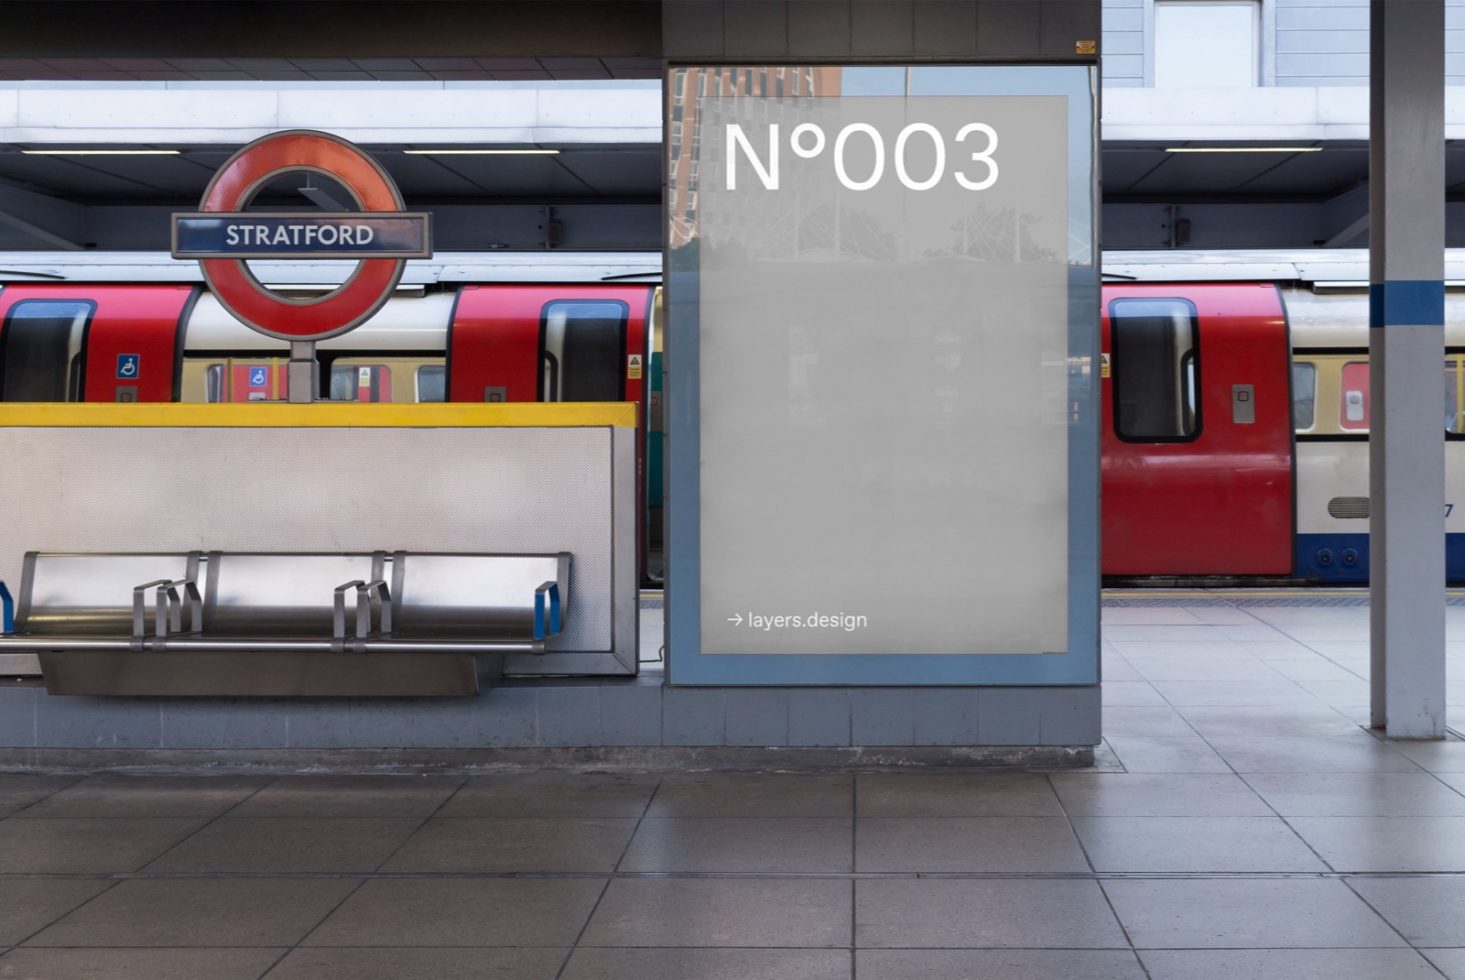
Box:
727, 614, 743, 626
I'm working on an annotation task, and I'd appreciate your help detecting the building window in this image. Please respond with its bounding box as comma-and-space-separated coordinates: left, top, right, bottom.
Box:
1110, 297, 1200, 441
1154, 1, 1259, 88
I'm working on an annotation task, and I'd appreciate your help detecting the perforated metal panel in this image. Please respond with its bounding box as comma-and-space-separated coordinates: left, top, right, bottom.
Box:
0, 425, 623, 675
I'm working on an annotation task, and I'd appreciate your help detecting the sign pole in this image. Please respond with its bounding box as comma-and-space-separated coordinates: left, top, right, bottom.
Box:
288, 341, 318, 403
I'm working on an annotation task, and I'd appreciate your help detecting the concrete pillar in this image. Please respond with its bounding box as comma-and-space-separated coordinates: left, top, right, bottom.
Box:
1369, 0, 1446, 739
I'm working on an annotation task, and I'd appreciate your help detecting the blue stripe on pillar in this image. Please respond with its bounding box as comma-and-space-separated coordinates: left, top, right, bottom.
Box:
1369, 280, 1446, 327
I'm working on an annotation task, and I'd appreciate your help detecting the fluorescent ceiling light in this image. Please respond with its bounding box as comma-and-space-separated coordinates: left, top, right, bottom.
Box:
403, 148, 559, 155
1165, 146, 1323, 154
21, 148, 180, 156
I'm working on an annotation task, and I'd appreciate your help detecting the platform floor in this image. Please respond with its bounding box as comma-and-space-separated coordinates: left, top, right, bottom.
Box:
5, 593, 1465, 978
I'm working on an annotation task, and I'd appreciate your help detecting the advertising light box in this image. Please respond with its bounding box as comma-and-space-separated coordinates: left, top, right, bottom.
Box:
665, 66, 1098, 685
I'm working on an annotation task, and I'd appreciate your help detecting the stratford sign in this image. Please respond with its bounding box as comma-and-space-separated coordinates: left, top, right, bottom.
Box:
171, 130, 432, 341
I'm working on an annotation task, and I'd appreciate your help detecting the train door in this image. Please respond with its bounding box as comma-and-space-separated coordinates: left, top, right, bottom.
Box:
1102, 283, 1294, 576
449, 284, 654, 574
0, 285, 192, 402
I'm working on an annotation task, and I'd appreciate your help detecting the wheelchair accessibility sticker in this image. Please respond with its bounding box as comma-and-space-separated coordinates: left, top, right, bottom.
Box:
116, 354, 140, 380
249, 367, 269, 387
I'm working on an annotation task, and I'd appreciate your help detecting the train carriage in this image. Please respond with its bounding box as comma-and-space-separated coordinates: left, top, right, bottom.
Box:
2, 248, 1464, 584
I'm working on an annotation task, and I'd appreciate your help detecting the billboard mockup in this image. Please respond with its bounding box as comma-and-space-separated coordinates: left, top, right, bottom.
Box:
665, 65, 1099, 686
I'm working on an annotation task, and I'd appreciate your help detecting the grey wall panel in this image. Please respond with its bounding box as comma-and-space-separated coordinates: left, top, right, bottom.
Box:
666, 1, 1100, 63
789, 1, 855, 58
1041, 0, 1103, 56
0, 678, 1100, 750
1276, 52, 1369, 80
0, 426, 617, 655
724, 1, 791, 59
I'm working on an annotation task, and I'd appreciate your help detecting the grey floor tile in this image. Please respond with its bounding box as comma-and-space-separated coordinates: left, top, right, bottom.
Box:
382, 816, 637, 872
0, 818, 205, 873
27, 879, 357, 947
1348, 876, 1465, 945
1148, 680, 1319, 707
620, 816, 851, 872
436, 772, 658, 818
1177, 704, 1363, 738
856, 772, 1062, 817
1101, 654, 1145, 682
264, 947, 565, 979
0, 880, 114, 946
1123, 658, 1277, 683
856, 879, 1127, 948
1101, 706, 1196, 736
1206, 735, 1419, 773
1105, 735, 1233, 773
1243, 772, 1465, 816
144, 817, 420, 873
1289, 816, 1465, 871
580, 878, 850, 948
1051, 773, 1271, 816
1072, 816, 1327, 872
857, 816, 1088, 872
14, 774, 267, 819
1138, 948, 1441, 980
1434, 772, 1465, 797
1426, 949, 1465, 979
0, 947, 286, 980
1102, 878, 1404, 949
561, 948, 849, 980
1105, 625, 1237, 642
648, 773, 851, 817
1102, 681, 1169, 707
1102, 608, 1207, 625
228, 774, 462, 817
857, 949, 1146, 980
1390, 741, 1465, 773
1238, 640, 1323, 662
0, 774, 80, 816
305, 879, 604, 947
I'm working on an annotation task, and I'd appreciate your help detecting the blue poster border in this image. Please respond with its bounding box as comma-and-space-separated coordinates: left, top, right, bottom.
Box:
665, 64, 1100, 686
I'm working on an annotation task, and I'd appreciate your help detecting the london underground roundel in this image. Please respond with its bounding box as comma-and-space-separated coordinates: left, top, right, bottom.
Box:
171, 130, 432, 342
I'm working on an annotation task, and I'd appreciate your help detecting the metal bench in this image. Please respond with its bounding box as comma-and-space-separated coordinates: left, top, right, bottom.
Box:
0, 550, 569, 697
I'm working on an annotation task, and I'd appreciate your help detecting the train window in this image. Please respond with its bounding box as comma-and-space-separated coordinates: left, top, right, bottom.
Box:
328, 364, 392, 403
416, 365, 446, 403
0, 299, 93, 402
541, 300, 627, 402
1292, 362, 1317, 431
1448, 359, 1463, 434
203, 365, 225, 403
1110, 297, 1200, 442
1339, 361, 1369, 430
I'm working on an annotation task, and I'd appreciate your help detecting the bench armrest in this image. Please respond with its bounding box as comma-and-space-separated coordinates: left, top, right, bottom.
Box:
534, 581, 562, 641
132, 577, 201, 649
333, 579, 394, 653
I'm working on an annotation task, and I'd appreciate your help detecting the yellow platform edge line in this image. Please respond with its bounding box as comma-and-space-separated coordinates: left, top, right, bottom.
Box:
0, 402, 638, 429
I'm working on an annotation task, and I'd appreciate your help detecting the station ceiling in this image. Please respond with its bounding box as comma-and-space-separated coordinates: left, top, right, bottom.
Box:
1107, 142, 1465, 200
0, 144, 660, 205
14, 140, 1465, 209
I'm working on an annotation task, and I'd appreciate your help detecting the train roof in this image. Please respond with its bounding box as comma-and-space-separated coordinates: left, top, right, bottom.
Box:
0, 251, 662, 286
1104, 249, 1465, 286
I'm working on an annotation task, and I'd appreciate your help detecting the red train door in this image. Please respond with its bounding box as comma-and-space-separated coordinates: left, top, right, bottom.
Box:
0, 285, 194, 402
448, 284, 654, 575
1101, 283, 1293, 576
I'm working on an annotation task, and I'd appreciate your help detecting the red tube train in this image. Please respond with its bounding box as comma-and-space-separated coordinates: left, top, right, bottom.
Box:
0, 249, 1459, 584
